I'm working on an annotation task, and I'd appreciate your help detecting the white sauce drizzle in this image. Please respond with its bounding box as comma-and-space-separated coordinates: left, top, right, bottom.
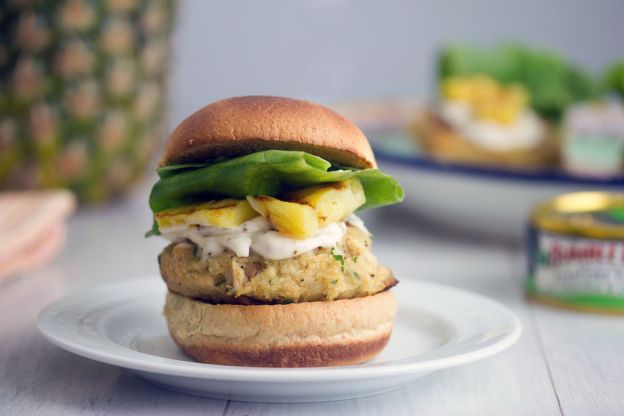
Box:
439, 101, 544, 150
347, 214, 369, 234
160, 215, 367, 260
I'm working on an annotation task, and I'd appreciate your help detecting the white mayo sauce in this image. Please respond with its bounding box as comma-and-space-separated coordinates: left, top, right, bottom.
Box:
440, 101, 544, 150
160, 214, 368, 260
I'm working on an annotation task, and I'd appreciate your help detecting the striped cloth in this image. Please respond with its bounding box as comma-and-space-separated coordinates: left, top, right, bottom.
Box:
0, 190, 76, 280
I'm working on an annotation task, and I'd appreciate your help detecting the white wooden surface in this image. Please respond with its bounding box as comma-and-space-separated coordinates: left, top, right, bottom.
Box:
1, 186, 623, 416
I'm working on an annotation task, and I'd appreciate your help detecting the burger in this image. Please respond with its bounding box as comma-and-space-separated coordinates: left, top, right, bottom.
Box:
147, 96, 404, 367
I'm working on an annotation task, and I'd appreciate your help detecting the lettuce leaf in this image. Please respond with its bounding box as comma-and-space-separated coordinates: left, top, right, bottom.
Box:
146, 150, 404, 235
605, 60, 624, 98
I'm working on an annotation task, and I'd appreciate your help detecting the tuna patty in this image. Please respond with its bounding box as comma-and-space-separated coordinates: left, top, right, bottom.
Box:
159, 225, 396, 304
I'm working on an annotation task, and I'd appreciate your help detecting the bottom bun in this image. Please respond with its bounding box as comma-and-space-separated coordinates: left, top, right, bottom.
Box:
164, 290, 397, 367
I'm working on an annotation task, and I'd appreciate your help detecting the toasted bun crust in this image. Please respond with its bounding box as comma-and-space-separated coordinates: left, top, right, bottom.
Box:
164, 290, 397, 367
160, 96, 376, 169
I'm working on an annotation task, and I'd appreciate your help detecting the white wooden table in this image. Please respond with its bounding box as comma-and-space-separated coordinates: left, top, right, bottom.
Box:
2, 185, 623, 416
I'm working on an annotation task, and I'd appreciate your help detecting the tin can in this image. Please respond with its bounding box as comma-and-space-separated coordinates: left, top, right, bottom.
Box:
527, 192, 624, 314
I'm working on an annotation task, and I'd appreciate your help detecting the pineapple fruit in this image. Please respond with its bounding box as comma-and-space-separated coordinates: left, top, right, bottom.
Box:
248, 179, 366, 239
0, 0, 176, 202
247, 196, 319, 239
154, 180, 367, 238
286, 178, 365, 227
156, 199, 259, 230
442, 75, 529, 125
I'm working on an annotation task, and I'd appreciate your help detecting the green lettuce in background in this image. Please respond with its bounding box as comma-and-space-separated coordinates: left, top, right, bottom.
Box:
439, 44, 601, 122
604, 60, 624, 98
147, 150, 404, 236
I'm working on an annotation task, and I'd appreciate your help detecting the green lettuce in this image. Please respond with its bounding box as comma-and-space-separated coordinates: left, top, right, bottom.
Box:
439, 44, 600, 122
604, 60, 624, 98
147, 150, 404, 236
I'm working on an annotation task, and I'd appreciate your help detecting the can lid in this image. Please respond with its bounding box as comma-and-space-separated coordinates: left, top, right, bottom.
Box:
531, 192, 624, 239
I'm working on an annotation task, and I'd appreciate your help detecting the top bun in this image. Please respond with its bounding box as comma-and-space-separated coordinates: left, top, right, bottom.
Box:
160, 96, 376, 169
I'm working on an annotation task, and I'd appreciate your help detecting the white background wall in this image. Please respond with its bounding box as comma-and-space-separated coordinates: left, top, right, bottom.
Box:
169, 0, 624, 125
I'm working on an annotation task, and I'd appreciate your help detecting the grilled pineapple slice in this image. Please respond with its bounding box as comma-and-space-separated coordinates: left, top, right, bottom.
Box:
155, 199, 259, 229
247, 196, 319, 239
286, 178, 366, 227
246, 179, 366, 238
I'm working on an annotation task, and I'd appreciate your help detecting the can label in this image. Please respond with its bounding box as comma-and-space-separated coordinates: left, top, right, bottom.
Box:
527, 227, 624, 311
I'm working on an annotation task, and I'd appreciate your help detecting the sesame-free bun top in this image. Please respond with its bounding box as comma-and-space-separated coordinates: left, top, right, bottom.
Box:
160, 96, 377, 169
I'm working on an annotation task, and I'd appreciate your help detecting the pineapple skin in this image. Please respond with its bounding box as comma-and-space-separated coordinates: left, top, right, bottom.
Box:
0, 0, 176, 202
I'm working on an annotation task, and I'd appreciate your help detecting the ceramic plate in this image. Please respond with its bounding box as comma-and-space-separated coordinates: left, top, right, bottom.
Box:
332, 98, 624, 240
37, 277, 521, 403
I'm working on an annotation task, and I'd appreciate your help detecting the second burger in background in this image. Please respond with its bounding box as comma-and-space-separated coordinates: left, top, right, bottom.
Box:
147, 96, 404, 367
413, 44, 601, 172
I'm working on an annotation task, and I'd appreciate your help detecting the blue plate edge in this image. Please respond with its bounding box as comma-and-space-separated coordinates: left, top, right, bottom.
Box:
373, 147, 624, 187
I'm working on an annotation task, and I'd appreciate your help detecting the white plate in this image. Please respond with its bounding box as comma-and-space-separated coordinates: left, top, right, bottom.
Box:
333, 98, 624, 240
37, 277, 521, 403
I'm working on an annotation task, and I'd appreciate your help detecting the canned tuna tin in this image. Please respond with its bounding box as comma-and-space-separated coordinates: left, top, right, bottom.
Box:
527, 192, 624, 313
